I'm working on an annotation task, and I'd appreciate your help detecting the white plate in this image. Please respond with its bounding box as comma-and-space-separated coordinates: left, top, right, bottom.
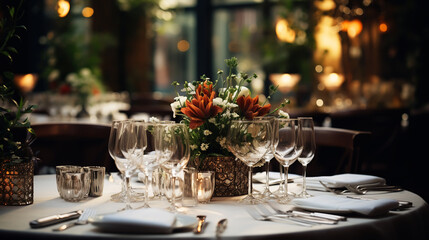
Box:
89, 214, 198, 234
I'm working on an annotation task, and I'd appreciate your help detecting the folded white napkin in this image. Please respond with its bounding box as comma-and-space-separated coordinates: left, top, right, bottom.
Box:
302, 173, 386, 191
253, 172, 300, 184
92, 208, 176, 234
292, 195, 399, 216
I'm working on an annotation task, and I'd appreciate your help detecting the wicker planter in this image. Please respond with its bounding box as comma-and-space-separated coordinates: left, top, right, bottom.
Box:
0, 161, 34, 206
198, 156, 248, 197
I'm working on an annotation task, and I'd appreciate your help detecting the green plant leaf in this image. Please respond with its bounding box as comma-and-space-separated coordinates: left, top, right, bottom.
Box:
0, 51, 13, 62
6, 47, 18, 54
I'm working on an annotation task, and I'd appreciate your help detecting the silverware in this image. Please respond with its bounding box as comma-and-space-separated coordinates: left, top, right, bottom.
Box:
53, 208, 96, 231
319, 181, 348, 194
267, 201, 346, 221
30, 210, 82, 228
194, 215, 207, 234
246, 205, 313, 227
256, 204, 338, 225
216, 218, 227, 236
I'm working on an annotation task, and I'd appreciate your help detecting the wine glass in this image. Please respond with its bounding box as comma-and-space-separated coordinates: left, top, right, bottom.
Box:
297, 117, 316, 198
227, 119, 272, 205
158, 123, 190, 212
135, 121, 161, 208
272, 118, 303, 204
108, 120, 144, 203
254, 116, 277, 200
117, 120, 147, 210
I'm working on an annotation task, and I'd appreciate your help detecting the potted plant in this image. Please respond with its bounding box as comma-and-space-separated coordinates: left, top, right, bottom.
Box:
0, 0, 36, 206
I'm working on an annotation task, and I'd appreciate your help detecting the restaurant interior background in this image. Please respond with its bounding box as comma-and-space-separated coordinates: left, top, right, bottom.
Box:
2, 0, 428, 201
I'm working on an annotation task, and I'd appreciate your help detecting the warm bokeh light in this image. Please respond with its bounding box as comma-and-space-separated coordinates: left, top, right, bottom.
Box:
57, 0, 70, 18
314, 0, 336, 11
82, 7, 94, 18
316, 99, 324, 107
275, 19, 296, 43
319, 73, 345, 91
314, 16, 342, 71
14, 74, 38, 93
342, 19, 363, 38
177, 40, 190, 52
379, 23, 388, 32
269, 73, 301, 93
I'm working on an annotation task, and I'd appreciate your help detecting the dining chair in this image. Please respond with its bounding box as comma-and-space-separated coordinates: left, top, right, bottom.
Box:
288, 126, 371, 176
30, 122, 117, 174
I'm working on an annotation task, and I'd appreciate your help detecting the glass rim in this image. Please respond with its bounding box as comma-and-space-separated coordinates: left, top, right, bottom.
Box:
231, 119, 271, 123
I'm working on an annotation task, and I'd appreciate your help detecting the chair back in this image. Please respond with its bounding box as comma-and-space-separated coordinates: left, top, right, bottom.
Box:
289, 126, 371, 176
31, 123, 117, 174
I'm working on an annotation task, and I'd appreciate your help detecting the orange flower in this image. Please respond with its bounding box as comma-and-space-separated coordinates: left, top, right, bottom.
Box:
181, 82, 223, 129
237, 95, 271, 120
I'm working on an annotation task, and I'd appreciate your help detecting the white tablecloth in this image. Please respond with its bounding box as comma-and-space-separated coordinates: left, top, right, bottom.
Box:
0, 174, 428, 240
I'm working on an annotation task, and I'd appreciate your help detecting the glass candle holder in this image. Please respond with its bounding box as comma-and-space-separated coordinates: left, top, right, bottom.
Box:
197, 171, 215, 203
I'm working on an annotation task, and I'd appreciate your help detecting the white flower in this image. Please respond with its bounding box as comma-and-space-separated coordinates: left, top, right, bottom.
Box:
200, 143, 209, 151
231, 112, 240, 118
190, 144, 198, 150
66, 73, 78, 84
80, 68, 91, 77
278, 110, 290, 118
180, 83, 195, 94
170, 96, 188, 118
48, 69, 60, 82
235, 86, 250, 99
149, 117, 160, 123
217, 137, 227, 148
203, 130, 212, 136
213, 97, 224, 107
208, 118, 216, 124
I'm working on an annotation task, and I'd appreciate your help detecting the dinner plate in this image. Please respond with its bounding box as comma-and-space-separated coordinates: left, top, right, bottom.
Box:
88, 214, 198, 234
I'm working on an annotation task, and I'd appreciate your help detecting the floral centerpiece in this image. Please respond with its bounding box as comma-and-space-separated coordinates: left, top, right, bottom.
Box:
170, 57, 289, 196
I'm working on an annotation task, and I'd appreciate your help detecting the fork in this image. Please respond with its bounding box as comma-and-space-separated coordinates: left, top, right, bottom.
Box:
319, 181, 349, 194
53, 208, 97, 231
267, 201, 346, 222
245, 205, 313, 227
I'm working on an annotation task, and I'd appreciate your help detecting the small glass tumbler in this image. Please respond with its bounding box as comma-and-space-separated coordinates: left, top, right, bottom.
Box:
60, 170, 91, 202
182, 167, 198, 207
87, 166, 105, 197
197, 171, 215, 203
55, 165, 80, 198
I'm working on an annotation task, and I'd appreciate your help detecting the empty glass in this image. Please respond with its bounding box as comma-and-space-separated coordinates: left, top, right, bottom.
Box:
227, 119, 272, 205
297, 117, 316, 198
196, 171, 215, 203
272, 118, 303, 204
59, 168, 90, 202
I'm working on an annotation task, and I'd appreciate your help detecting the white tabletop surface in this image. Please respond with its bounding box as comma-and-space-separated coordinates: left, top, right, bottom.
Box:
1, 174, 428, 240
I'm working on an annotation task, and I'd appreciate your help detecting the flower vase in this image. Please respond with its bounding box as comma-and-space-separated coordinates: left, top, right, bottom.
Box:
198, 156, 248, 197
0, 161, 34, 206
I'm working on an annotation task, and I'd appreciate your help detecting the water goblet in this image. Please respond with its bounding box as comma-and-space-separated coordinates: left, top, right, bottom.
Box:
272, 118, 303, 204
297, 117, 316, 198
118, 120, 147, 210
227, 119, 272, 205
158, 123, 191, 212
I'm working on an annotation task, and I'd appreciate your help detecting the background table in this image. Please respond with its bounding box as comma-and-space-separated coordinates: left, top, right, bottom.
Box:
1, 174, 428, 240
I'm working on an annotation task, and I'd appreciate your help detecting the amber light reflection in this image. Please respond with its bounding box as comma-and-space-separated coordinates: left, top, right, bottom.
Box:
57, 0, 70, 18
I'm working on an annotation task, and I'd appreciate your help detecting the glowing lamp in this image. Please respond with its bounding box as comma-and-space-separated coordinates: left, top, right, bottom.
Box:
269, 73, 301, 93
319, 73, 344, 91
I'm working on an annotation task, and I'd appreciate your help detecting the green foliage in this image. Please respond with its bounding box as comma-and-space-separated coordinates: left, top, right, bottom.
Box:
0, 0, 36, 164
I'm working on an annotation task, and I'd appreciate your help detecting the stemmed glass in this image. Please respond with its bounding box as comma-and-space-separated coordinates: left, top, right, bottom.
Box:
227, 119, 272, 205
118, 120, 147, 210
297, 117, 316, 198
254, 116, 277, 200
272, 118, 303, 204
158, 123, 191, 212
135, 121, 167, 208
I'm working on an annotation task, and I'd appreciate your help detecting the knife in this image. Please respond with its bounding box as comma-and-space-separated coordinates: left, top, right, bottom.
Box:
29, 210, 82, 228
216, 218, 228, 236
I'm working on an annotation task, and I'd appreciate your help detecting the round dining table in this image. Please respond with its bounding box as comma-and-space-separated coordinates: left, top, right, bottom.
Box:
1, 174, 428, 240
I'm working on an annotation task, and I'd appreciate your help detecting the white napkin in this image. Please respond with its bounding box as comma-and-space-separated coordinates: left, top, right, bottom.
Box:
302, 173, 386, 191
92, 208, 176, 234
292, 195, 399, 216
253, 172, 300, 184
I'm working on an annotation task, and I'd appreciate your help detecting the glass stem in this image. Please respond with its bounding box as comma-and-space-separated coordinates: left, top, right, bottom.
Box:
144, 172, 149, 207
278, 165, 284, 191
283, 166, 289, 198
302, 165, 307, 193
248, 167, 253, 198
125, 175, 131, 210
171, 176, 176, 210
265, 161, 270, 191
